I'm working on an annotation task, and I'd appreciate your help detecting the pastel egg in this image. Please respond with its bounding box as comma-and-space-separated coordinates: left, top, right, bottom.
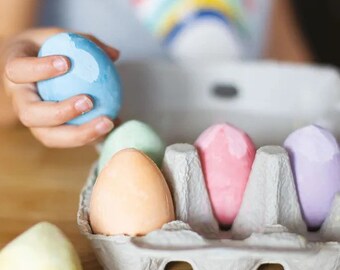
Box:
284, 125, 340, 229
37, 32, 122, 125
98, 120, 165, 172
195, 123, 256, 227
0, 222, 82, 270
90, 148, 175, 236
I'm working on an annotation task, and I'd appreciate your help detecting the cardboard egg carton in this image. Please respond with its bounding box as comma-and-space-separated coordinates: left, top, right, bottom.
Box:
77, 144, 340, 270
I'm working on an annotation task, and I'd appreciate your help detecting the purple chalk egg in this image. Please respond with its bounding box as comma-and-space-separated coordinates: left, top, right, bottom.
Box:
284, 125, 340, 229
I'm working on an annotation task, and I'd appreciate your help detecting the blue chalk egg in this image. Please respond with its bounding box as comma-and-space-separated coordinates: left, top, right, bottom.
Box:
37, 32, 122, 125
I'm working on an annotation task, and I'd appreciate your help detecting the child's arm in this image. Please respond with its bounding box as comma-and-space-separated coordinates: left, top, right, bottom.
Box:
0, 0, 39, 126
0, 0, 39, 41
264, 0, 313, 62
1, 27, 119, 148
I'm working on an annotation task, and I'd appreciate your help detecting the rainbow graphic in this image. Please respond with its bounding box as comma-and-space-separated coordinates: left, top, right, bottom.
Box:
132, 0, 251, 45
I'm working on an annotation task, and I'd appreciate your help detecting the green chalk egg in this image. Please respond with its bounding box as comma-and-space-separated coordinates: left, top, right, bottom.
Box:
98, 120, 166, 172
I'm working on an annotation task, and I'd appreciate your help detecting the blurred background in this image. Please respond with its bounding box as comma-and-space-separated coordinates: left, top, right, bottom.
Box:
1, 0, 339, 65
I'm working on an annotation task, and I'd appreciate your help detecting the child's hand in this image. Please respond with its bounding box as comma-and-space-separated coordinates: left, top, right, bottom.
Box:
1, 28, 120, 148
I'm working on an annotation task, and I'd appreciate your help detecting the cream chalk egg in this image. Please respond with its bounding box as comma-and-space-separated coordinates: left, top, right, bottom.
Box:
0, 222, 82, 270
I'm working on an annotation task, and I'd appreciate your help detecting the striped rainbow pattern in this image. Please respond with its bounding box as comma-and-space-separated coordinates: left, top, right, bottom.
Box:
132, 0, 250, 45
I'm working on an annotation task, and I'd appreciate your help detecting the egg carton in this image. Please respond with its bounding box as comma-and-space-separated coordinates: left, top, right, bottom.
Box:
77, 144, 340, 270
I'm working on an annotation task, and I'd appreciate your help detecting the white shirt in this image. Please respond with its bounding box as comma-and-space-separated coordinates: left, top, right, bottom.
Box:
39, 0, 272, 61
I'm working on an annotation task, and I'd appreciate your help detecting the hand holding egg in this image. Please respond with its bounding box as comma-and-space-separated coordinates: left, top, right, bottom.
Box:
2, 28, 121, 148
37, 32, 122, 125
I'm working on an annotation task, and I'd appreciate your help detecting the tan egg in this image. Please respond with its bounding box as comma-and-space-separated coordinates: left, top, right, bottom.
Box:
90, 148, 175, 236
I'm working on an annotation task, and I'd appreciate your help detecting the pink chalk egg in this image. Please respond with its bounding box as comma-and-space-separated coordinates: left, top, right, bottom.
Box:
195, 123, 256, 226
284, 125, 340, 229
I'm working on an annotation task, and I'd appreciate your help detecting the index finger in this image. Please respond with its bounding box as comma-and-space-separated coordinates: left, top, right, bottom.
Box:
5, 55, 70, 84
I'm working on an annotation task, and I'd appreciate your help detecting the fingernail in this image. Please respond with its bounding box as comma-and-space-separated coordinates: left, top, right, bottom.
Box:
53, 57, 68, 72
75, 97, 93, 113
96, 119, 114, 135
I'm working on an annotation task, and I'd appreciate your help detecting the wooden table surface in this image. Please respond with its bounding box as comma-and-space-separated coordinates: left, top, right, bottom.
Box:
0, 127, 282, 270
